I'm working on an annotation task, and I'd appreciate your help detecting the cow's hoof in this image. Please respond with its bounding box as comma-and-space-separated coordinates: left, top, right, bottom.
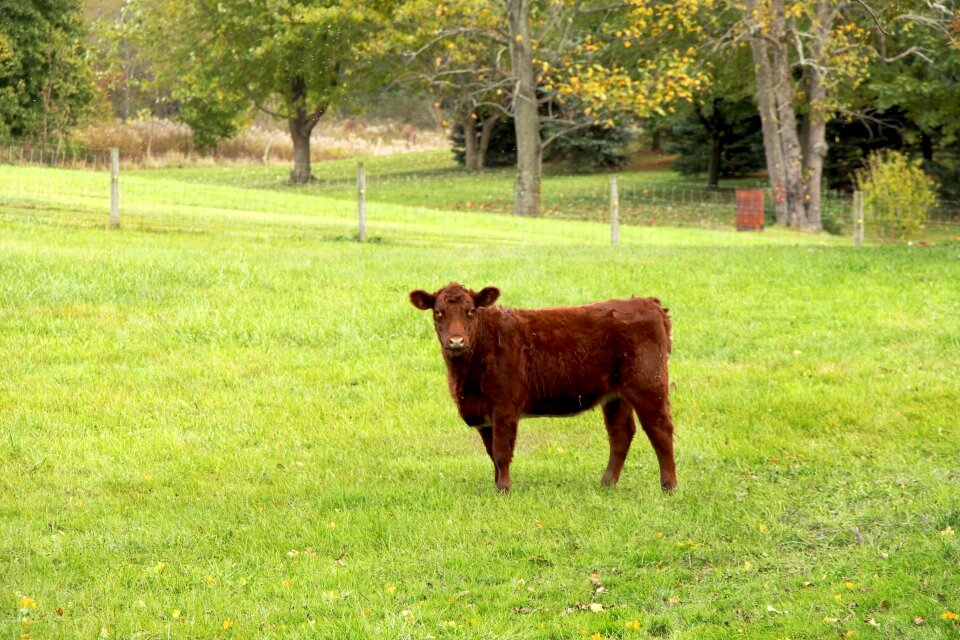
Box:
496, 481, 512, 493
600, 473, 618, 486
661, 481, 678, 492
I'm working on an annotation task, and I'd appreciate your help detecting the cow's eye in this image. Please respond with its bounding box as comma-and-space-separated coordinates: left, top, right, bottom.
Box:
467, 309, 475, 317
434, 310, 443, 319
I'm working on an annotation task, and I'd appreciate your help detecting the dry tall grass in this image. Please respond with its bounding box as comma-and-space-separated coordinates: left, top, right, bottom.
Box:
68, 118, 448, 168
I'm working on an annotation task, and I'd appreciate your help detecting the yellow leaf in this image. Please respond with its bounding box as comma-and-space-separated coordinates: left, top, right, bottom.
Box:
759, 524, 769, 533
942, 611, 959, 620
222, 617, 233, 630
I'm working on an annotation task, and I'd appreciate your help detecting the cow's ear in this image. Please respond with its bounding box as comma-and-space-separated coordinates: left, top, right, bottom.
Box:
409, 289, 436, 310
474, 286, 500, 307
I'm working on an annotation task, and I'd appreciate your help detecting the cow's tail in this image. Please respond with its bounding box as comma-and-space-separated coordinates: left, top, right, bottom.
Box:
650, 297, 672, 355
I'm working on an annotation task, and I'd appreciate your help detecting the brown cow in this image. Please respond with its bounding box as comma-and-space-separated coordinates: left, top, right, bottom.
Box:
409, 282, 676, 493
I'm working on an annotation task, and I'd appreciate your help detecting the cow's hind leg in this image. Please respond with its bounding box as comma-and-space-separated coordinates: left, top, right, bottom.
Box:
600, 397, 637, 486
478, 426, 499, 484
630, 397, 677, 491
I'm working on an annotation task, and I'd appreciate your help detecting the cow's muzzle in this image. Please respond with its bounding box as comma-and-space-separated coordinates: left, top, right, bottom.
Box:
445, 336, 467, 354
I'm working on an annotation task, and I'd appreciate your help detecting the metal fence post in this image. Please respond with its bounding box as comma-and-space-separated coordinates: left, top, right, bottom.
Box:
357, 162, 366, 242
610, 175, 619, 245
853, 190, 864, 247
109, 147, 120, 228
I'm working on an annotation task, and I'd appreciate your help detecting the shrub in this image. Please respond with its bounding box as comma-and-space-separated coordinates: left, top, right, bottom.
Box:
856, 150, 938, 241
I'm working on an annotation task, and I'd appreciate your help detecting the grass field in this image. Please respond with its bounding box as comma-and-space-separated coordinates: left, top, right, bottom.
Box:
2, 161, 960, 639
136, 150, 769, 226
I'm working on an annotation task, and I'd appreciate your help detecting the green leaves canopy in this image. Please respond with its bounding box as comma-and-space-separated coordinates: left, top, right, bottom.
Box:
135, 0, 397, 150
0, 0, 95, 140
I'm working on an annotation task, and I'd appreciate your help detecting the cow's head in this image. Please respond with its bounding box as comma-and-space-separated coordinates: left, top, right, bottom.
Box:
410, 282, 500, 357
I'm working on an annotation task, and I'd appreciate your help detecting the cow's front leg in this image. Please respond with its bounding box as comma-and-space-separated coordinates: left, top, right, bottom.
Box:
491, 409, 518, 492
478, 426, 498, 484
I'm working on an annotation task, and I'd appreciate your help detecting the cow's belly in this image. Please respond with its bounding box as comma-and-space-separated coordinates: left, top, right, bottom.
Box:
525, 390, 612, 417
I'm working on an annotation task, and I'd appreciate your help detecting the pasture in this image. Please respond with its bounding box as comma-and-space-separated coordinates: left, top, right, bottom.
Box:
2, 161, 959, 639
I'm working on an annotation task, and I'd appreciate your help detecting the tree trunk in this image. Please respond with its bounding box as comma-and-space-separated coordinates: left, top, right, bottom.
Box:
770, 0, 805, 228
746, 0, 788, 225
920, 132, 934, 161
462, 114, 480, 171
478, 115, 499, 170
801, 98, 827, 231
289, 116, 315, 183
799, 1, 832, 231
707, 136, 722, 188
507, 0, 542, 217
287, 74, 324, 184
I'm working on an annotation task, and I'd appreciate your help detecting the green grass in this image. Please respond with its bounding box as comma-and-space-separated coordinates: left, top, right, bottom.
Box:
2, 162, 960, 640
134, 149, 764, 225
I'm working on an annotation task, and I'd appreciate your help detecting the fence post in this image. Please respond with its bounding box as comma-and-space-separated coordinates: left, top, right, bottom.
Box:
853, 190, 864, 247
109, 147, 120, 228
610, 175, 620, 245
357, 162, 366, 242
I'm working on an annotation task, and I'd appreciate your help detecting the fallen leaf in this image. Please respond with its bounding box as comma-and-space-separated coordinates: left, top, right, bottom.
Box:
589, 603, 604, 613
942, 611, 959, 620
914, 616, 924, 625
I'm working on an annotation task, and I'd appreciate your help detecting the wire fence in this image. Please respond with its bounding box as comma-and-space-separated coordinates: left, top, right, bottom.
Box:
2, 140, 958, 244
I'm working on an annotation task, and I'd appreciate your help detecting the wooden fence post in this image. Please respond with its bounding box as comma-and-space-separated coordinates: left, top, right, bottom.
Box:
610, 175, 620, 245
853, 190, 864, 247
357, 162, 366, 242
109, 147, 120, 229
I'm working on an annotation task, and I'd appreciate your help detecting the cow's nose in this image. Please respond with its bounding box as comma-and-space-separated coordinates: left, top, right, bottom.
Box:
448, 336, 465, 349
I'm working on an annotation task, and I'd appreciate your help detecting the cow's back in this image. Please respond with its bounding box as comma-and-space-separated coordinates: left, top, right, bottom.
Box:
483, 297, 669, 416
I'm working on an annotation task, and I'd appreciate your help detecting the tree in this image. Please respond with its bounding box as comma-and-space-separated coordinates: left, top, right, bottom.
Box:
0, 0, 95, 142
665, 97, 765, 187
394, 0, 511, 171
737, 0, 956, 230
408, 0, 640, 216
135, 0, 396, 182
863, 13, 960, 199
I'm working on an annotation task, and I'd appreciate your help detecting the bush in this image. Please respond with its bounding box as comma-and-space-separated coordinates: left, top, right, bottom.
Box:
856, 150, 938, 241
